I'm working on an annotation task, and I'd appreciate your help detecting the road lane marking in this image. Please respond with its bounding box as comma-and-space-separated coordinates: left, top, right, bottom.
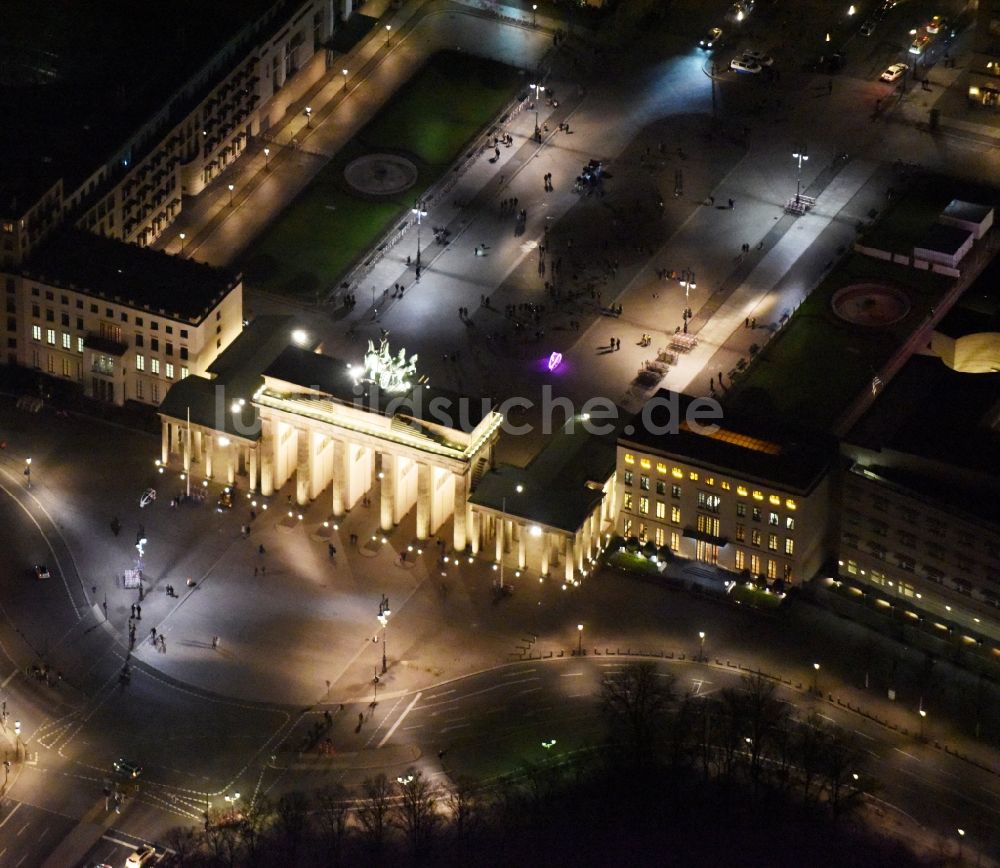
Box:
442, 723, 470, 733
568, 693, 590, 698
817, 713, 835, 723
503, 668, 536, 677
423, 689, 455, 701
402, 724, 425, 731
560, 672, 584, 677
893, 748, 919, 760
0, 803, 21, 829
378, 691, 423, 749
418, 678, 539, 710
15, 854, 26, 867
16, 822, 29, 836
0, 671, 17, 688
518, 687, 543, 695
853, 729, 876, 741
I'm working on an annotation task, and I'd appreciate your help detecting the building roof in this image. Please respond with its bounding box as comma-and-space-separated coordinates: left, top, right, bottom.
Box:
0, 0, 281, 208
915, 223, 973, 255
622, 390, 836, 494
936, 258, 1000, 340
942, 199, 992, 224
263, 345, 492, 429
846, 353, 1000, 484
470, 420, 619, 534
22, 230, 240, 322
158, 315, 309, 437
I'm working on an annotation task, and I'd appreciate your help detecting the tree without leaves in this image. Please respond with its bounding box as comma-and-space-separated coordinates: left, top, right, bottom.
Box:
394, 767, 440, 858
357, 773, 393, 855
444, 775, 482, 855
162, 826, 200, 866
314, 783, 352, 866
274, 791, 309, 864
600, 661, 676, 764
733, 673, 790, 786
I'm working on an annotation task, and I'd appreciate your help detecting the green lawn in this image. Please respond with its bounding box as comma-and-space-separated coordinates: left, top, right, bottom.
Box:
607, 550, 663, 576
731, 583, 783, 610
724, 253, 951, 431
244, 52, 522, 300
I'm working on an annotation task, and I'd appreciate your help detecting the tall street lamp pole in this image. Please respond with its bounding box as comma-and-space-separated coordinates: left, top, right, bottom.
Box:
263, 147, 270, 168
385, 24, 392, 46
699, 630, 706, 661
304, 106, 312, 128
23, 457, 31, 489
179, 232, 186, 254
532, 3, 538, 25
530, 83, 545, 140
792, 146, 808, 205
412, 200, 428, 269
577, 624, 583, 656
378, 596, 390, 674
228, 183, 235, 206
342, 68, 349, 90
812, 661, 821, 694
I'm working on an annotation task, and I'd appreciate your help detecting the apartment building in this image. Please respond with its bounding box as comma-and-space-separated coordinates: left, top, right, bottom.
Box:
1, 0, 334, 267
616, 391, 837, 586
9, 230, 242, 406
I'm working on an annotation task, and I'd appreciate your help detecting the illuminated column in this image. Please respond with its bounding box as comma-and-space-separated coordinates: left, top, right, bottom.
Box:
310, 432, 326, 501
380, 452, 395, 532
470, 510, 481, 555
225, 442, 236, 485
296, 429, 311, 506
161, 424, 169, 465
331, 439, 347, 517
576, 529, 585, 574
540, 531, 549, 576
205, 435, 214, 479
453, 472, 469, 551
193, 430, 203, 463
517, 523, 526, 569
260, 419, 274, 496
495, 516, 505, 562
549, 534, 560, 568
248, 444, 258, 491
183, 426, 192, 479
565, 537, 575, 582
416, 462, 431, 540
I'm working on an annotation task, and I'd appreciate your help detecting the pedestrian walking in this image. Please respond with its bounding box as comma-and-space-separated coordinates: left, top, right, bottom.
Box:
150, 627, 157, 643
212, 636, 219, 650
728, 198, 735, 209
708, 195, 715, 206
745, 317, 749, 328
258, 544, 266, 555
136, 604, 141, 620
751, 317, 756, 329
131, 604, 136, 619
159, 636, 166, 654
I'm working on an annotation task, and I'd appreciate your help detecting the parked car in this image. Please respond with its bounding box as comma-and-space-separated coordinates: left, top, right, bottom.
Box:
741, 49, 774, 66
126, 845, 157, 867
113, 758, 143, 779
700, 27, 723, 49
880, 62, 907, 82
860, 18, 877, 36
925, 15, 945, 34
32, 564, 50, 580
730, 57, 763, 74
216, 488, 233, 511
812, 53, 845, 73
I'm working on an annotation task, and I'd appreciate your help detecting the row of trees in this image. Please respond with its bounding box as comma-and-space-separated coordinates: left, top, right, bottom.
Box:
159, 663, 916, 867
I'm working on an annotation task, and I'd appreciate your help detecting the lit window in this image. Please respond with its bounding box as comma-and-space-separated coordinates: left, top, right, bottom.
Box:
623, 493, 633, 511
32, 325, 41, 341
786, 516, 795, 531
640, 458, 651, 470
151, 359, 160, 375
624, 453, 635, 465
767, 559, 778, 580
752, 490, 763, 501
786, 499, 797, 510
751, 529, 762, 546
623, 471, 633, 486
639, 497, 649, 515
136, 354, 145, 371
62, 333, 71, 349
735, 524, 745, 542
46, 328, 55, 345
672, 467, 683, 479
847, 559, 858, 575
656, 462, 667, 475
750, 555, 761, 575
735, 549, 746, 570
737, 485, 748, 497
671, 485, 682, 499
623, 518, 633, 537
655, 527, 665, 546
77, 337, 84, 353
671, 505, 681, 524
640, 475, 650, 491
769, 495, 781, 505
785, 538, 794, 555
181, 366, 189, 379
655, 502, 666, 519
689, 471, 699, 481
721, 481, 731, 491
705, 477, 714, 486
670, 531, 680, 552
769, 512, 779, 526
166, 363, 175, 379
736, 503, 746, 517
768, 534, 778, 552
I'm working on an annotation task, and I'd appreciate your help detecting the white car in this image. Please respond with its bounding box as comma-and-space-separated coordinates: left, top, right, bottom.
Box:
742, 49, 774, 66
880, 62, 907, 82
730, 57, 762, 74
126, 845, 157, 867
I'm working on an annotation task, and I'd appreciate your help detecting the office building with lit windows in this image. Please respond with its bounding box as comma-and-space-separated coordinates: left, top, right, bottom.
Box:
835, 353, 1000, 642
9, 230, 242, 406
616, 392, 837, 586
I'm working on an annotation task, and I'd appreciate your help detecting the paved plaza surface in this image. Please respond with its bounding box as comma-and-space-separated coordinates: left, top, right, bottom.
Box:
5, 0, 1000, 861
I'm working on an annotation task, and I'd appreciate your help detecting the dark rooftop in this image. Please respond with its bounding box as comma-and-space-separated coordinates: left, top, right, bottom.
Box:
0, 0, 280, 207
622, 391, 836, 493
846, 353, 1000, 481
936, 255, 1000, 339
263, 345, 492, 430
22, 230, 240, 322
942, 199, 992, 224
470, 420, 619, 533
915, 223, 972, 255
159, 315, 311, 437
